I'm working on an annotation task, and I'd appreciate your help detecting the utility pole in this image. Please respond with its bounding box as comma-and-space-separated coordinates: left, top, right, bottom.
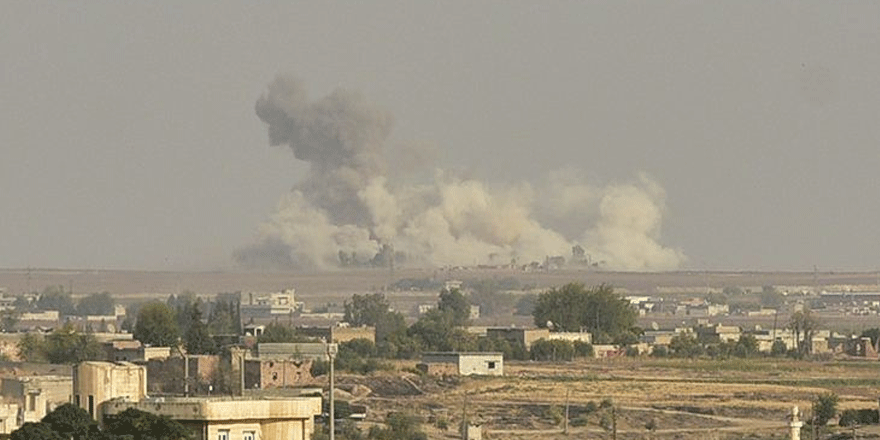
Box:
461, 391, 468, 440
563, 389, 569, 434
611, 406, 617, 440
327, 342, 338, 440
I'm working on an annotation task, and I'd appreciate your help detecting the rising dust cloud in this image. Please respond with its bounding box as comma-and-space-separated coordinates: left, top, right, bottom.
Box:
234, 75, 685, 271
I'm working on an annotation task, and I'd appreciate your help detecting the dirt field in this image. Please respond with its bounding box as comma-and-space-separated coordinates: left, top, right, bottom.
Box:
340, 357, 880, 440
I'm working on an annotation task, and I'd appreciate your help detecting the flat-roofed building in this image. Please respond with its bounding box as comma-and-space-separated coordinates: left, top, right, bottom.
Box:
102, 396, 321, 440
419, 352, 503, 376
0, 375, 71, 424
73, 361, 146, 421
485, 327, 550, 349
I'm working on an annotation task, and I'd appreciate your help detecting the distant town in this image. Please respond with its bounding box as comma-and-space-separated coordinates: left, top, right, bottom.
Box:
1, 268, 880, 439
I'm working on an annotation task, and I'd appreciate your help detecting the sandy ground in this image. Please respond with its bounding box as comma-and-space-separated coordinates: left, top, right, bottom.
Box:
338, 357, 880, 440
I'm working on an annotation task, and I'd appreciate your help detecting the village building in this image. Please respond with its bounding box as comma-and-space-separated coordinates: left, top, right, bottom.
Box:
418, 352, 503, 376
0, 375, 71, 424
72, 361, 147, 421
103, 396, 321, 440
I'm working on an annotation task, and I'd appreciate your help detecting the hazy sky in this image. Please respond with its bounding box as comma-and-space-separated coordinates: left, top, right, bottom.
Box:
2, 1, 879, 271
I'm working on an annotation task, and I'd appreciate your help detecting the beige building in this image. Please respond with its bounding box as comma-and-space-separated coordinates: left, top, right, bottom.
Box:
419, 352, 503, 376
485, 327, 550, 349
1, 375, 72, 424
103, 397, 321, 440
72, 361, 146, 420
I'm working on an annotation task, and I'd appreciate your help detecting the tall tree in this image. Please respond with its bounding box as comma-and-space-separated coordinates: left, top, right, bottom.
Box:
44, 323, 102, 364
36, 286, 75, 315
438, 288, 470, 326
134, 302, 180, 347
183, 302, 216, 355
343, 293, 407, 342
76, 292, 114, 316
532, 283, 636, 341
788, 310, 821, 356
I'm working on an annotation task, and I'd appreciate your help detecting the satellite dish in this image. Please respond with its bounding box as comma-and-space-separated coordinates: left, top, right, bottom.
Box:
650, 322, 659, 331
546, 320, 554, 330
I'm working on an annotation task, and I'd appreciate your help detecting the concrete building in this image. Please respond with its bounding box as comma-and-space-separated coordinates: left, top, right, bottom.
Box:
296, 325, 376, 344
241, 289, 303, 320
0, 403, 19, 435
0, 375, 71, 424
145, 354, 221, 395
102, 396, 322, 440
257, 343, 329, 361
244, 358, 315, 390
547, 331, 593, 344
419, 352, 503, 376
485, 327, 550, 349
73, 361, 147, 421
102, 340, 171, 362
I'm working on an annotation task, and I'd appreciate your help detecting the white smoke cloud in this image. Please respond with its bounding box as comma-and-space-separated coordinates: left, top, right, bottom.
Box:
235, 75, 685, 271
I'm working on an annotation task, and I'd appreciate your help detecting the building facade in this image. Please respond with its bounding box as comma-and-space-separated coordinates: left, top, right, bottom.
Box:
102, 397, 322, 440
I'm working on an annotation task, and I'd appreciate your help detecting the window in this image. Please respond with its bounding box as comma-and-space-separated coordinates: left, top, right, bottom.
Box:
28, 394, 36, 411
487, 361, 496, 369
218, 430, 230, 440
88, 395, 94, 418
243, 431, 256, 440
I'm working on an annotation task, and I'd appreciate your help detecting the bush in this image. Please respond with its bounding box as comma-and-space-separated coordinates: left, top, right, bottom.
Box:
839, 408, 879, 426
546, 405, 564, 425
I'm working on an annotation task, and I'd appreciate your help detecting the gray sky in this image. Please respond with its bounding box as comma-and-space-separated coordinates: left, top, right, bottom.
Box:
2, 1, 879, 271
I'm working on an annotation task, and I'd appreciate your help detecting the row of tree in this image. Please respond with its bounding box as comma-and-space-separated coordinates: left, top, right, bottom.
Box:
11, 403, 192, 440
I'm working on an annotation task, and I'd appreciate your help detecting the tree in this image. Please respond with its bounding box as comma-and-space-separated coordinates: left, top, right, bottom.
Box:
183, 302, 216, 355
134, 301, 179, 347
207, 295, 240, 336
36, 286, 76, 315
788, 310, 821, 356
16, 325, 101, 364
103, 407, 194, 440
40, 403, 95, 440
343, 293, 407, 343
44, 323, 102, 364
437, 288, 470, 327
367, 411, 427, 440
17, 332, 47, 362
76, 292, 115, 316
0, 309, 20, 332
669, 332, 703, 358
771, 339, 787, 357
258, 322, 306, 343
408, 309, 475, 352
759, 285, 784, 308
10, 422, 63, 440
813, 392, 839, 427
532, 283, 636, 340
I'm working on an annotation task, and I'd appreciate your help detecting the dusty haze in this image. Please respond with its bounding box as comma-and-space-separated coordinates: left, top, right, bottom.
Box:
2, 2, 879, 271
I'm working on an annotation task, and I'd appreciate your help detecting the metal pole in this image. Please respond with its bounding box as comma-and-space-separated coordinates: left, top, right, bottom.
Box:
327, 343, 337, 440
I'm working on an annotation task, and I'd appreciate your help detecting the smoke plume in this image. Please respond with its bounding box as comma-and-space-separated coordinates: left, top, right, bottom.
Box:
235, 75, 685, 270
